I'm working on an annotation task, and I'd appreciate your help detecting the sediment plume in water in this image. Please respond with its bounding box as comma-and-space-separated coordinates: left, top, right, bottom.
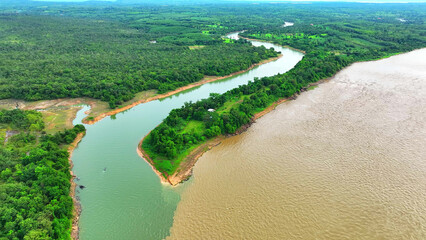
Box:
168, 49, 426, 239
70, 35, 303, 239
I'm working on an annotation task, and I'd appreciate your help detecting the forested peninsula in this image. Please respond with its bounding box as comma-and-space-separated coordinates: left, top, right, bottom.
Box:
140, 3, 426, 185
0, 3, 286, 239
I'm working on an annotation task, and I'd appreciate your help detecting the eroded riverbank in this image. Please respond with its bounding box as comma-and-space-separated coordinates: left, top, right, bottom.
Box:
82, 54, 282, 125
167, 48, 426, 239
0, 53, 281, 134
68, 132, 85, 240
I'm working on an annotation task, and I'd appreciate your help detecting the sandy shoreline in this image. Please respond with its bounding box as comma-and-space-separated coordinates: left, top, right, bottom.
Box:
82, 54, 282, 125
137, 134, 225, 186
68, 132, 85, 240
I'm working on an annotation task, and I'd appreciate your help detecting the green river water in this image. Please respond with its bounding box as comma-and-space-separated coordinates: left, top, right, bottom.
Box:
71, 32, 304, 239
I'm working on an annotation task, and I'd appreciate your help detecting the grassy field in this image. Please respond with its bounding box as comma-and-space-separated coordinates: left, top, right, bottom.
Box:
142, 134, 208, 176
0, 89, 158, 133
307, 85, 319, 91
182, 121, 205, 135
42, 107, 81, 134
189, 45, 206, 50
216, 96, 244, 114
0, 99, 83, 134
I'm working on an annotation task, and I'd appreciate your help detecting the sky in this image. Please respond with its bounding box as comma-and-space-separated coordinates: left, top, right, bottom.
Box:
31, 0, 426, 2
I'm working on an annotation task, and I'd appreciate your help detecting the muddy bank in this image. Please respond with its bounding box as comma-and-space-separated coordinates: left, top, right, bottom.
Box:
137, 134, 225, 186
68, 132, 85, 240
0, 98, 86, 111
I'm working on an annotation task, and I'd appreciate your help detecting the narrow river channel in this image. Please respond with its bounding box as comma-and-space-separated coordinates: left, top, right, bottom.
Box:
71, 32, 304, 239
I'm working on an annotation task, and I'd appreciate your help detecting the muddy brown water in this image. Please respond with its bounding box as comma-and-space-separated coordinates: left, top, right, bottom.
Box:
167, 49, 426, 239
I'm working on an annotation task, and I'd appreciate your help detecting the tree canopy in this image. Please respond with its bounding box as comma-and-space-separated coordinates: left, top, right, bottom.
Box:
0, 109, 85, 239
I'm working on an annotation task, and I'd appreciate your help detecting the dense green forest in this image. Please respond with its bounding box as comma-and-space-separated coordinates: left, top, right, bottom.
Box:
0, 6, 279, 108
142, 3, 426, 176
0, 2, 426, 238
2, 3, 424, 109
0, 109, 85, 239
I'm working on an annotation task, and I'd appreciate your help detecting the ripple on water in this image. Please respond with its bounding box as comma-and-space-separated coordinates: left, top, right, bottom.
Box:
168, 49, 426, 240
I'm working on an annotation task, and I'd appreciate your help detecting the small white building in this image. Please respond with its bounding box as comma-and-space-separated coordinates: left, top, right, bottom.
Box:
208, 109, 215, 112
